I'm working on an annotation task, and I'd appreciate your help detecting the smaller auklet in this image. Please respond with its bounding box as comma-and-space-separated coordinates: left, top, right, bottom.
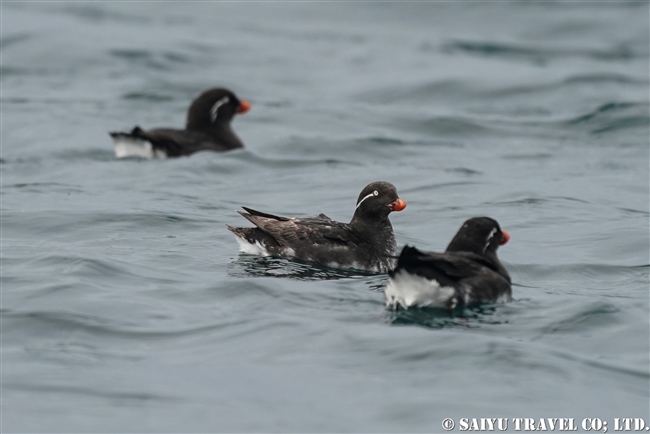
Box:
109, 87, 250, 159
227, 181, 407, 273
385, 217, 511, 310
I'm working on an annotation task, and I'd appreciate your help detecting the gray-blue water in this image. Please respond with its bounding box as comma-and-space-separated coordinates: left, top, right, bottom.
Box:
3, 2, 649, 432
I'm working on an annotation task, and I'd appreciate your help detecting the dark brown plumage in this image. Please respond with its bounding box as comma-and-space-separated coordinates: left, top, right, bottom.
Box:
110, 87, 250, 158
227, 181, 407, 273
385, 217, 511, 310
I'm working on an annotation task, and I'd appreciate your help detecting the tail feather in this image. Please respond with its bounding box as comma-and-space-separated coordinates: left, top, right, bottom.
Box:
241, 207, 290, 221
226, 224, 242, 235
398, 245, 425, 262
389, 245, 425, 276
226, 224, 279, 256
109, 126, 144, 140
236, 210, 262, 228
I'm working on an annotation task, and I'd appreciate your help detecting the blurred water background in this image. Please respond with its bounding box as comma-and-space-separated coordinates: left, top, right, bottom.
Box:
2, 1, 649, 432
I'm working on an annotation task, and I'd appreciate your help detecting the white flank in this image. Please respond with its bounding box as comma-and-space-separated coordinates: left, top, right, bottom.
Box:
282, 247, 296, 257
113, 137, 167, 159
384, 270, 455, 310
232, 235, 271, 256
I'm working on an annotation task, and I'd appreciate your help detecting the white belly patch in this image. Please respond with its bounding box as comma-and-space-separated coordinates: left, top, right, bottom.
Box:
385, 270, 456, 310
113, 137, 167, 159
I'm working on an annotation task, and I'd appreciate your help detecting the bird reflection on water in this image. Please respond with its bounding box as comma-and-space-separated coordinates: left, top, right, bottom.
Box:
386, 304, 509, 329
228, 254, 381, 281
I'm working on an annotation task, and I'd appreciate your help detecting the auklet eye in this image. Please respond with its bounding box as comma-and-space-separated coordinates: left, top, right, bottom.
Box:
373, 190, 379, 196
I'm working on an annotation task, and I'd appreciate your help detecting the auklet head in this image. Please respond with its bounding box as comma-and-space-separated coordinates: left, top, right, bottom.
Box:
186, 87, 251, 130
352, 181, 406, 221
446, 217, 510, 256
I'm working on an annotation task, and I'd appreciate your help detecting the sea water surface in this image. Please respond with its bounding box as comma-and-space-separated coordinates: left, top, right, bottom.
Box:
2, 2, 649, 432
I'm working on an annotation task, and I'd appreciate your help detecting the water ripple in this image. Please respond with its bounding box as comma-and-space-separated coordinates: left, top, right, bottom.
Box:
442, 40, 639, 64
564, 101, 649, 134
5, 382, 180, 403
538, 301, 621, 334
3, 309, 250, 340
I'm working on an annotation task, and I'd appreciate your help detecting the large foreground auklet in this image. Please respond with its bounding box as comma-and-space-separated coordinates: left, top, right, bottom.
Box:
385, 217, 511, 310
227, 181, 407, 273
109, 87, 250, 159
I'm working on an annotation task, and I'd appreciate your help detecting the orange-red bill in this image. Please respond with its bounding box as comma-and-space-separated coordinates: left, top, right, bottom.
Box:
500, 230, 510, 245
389, 198, 407, 212
237, 100, 251, 114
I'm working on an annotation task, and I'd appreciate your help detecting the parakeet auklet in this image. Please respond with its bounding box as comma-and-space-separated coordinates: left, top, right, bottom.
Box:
227, 181, 407, 273
385, 217, 511, 310
109, 87, 250, 159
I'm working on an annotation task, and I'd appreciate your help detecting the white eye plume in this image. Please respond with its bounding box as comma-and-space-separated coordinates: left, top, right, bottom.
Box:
356, 191, 379, 210
210, 96, 230, 123
483, 228, 498, 253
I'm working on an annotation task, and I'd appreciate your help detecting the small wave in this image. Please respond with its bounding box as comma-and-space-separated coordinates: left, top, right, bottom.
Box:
509, 262, 648, 281
480, 74, 647, 100
355, 79, 476, 104
444, 167, 483, 176
222, 147, 360, 169
548, 347, 650, 380
2, 210, 209, 240
568, 102, 638, 124
489, 195, 590, 207
4, 382, 179, 403
57, 4, 149, 24
564, 73, 648, 85
4, 182, 84, 194
357, 136, 405, 146
501, 153, 553, 161
539, 301, 621, 335
358, 72, 647, 106
618, 207, 650, 216
394, 115, 496, 137
3, 309, 249, 340
478, 337, 649, 382
442, 40, 639, 64
0, 66, 46, 77
402, 180, 481, 194
0, 32, 32, 49
121, 92, 175, 102
55, 148, 116, 162
30, 255, 138, 280
564, 101, 649, 134
108, 49, 190, 71
2, 96, 103, 105
488, 196, 590, 207
109, 48, 155, 59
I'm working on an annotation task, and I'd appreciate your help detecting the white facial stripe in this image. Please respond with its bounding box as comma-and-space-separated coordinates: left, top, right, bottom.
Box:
483, 227, 498, 253
210, 96, 230, 122
355, 192, 376, 211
